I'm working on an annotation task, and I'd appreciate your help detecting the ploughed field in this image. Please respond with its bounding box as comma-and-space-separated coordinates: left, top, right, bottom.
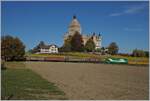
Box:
24, 62, 149, 100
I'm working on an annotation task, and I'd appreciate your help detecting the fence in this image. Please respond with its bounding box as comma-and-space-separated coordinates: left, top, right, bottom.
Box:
26, 56, 101, 63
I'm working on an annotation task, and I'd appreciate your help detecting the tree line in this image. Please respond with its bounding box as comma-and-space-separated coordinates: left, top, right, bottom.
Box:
59, 31, 119, 55
1, 34, 149, 61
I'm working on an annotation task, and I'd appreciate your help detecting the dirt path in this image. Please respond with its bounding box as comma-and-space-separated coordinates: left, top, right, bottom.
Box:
25, 62, 149, 100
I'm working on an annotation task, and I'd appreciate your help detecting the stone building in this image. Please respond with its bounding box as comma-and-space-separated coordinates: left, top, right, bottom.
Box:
64, 15, 102, 49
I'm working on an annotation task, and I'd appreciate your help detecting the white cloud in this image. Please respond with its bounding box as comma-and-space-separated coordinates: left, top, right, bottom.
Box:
110, 4, 147, 17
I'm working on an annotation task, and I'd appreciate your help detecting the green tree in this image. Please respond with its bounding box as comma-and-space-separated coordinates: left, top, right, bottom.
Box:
84, 38, 95, 52
132, 49, 146, 57
32, 41, 45, 53
1, 35, 25, 61
108, 42, 119, 55
60, 35, 72, 52
144, 51, 149, 57
71, 31, 84, 52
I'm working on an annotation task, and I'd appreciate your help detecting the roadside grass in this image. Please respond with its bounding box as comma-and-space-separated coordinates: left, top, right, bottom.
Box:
1, 64, 67, 100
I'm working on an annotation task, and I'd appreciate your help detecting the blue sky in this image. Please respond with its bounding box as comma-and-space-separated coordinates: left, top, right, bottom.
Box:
1, 1, 149, 53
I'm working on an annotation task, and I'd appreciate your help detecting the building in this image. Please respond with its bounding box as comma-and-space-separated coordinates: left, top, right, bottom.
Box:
39, 44, 58, 54
64, 15, 102, 49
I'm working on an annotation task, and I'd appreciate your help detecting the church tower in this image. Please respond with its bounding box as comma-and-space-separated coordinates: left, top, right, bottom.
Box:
68, 15, 82, 36
63, 15, 102, 49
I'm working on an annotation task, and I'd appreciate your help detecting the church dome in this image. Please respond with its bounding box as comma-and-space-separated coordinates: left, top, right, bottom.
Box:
68, 15, 81, 35
69, 16, 80, 27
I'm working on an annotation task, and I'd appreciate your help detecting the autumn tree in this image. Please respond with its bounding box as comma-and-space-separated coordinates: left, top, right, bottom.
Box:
1, 35, 25, 61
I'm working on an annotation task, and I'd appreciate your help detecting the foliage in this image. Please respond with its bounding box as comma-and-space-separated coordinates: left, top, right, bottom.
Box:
1, 68, 66, 100
1, 60, 6, 70
60, 35, 72, 52
144, 51, 149, 57
84, 38, 95, 52
32, 41, 45, 53
108, 42, 119, 55
95, 48, 101, 52
1, 35, 25, 61
71, 31, 84, 52
27, 49, 33, 54
117, 53, 131, 57
132, 49, 146, 57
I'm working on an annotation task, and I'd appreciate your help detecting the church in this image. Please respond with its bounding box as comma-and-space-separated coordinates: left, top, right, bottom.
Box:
64, 15, 102, 49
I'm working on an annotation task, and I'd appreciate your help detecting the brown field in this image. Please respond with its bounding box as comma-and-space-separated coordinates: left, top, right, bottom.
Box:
22, 62, 149, 100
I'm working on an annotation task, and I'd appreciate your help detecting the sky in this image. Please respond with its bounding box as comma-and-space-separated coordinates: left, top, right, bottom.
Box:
1, 1, 149, 53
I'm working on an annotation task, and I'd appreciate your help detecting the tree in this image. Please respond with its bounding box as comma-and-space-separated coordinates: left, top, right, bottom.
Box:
1, 60, 6, 70
32, 41, 45, 53
95, 48, 101, 52
60, 35, 72, 52
26, 49, 33, 54
84, 38, 95, 52
71, 31, 84, 52
144, 51, 149, 57
1, 35, 25, 61
108, 42, 119, 55
100, 47, 106, 55
132, 49, 146, 57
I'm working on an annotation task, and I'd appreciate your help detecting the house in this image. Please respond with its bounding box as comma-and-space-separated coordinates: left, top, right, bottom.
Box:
40, 44, 59, 54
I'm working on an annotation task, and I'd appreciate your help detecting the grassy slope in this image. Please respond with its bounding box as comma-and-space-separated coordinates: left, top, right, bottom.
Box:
27, 52, 103, 60
1, 68, 67, 100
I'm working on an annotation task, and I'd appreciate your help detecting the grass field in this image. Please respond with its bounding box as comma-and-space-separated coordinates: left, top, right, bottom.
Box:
1, 63, 67, 100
